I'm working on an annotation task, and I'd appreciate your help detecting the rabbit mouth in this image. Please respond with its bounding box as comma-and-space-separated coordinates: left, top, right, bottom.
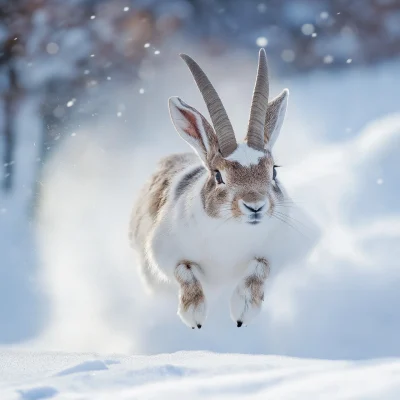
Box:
247, 214, 263, 225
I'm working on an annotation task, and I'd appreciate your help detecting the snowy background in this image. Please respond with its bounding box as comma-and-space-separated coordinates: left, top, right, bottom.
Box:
1, 0, 400, 398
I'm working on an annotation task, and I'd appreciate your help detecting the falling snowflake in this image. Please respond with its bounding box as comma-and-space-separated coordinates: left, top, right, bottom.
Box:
281, 50, 295, 63
301, 24, 314, 35
320, 11, 329, 20
46, 43, 59, 55
67, 99, 76, 107
257, 3, 267, 13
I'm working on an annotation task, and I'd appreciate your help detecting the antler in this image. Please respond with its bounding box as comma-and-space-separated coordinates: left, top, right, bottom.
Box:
245, 49, 269, 151
180, 54, 237, 157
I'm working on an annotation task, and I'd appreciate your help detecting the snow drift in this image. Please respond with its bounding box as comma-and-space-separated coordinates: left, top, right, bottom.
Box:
1, 350, 400, 399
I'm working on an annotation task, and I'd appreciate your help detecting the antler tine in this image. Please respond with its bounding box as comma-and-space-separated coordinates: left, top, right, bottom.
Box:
180, 53, 237, 157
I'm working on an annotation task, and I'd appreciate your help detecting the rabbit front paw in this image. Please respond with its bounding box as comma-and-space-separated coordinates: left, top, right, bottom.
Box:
230, 280, 264, 327
230, 258, 269, 327
178, 296, 207, 329
175, 262, 207, 329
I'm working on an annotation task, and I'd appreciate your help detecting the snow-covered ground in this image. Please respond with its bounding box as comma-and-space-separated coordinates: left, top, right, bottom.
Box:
2, 350, 400, 399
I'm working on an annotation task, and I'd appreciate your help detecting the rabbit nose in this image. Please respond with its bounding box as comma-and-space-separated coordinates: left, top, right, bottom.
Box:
242, 201, 265, 213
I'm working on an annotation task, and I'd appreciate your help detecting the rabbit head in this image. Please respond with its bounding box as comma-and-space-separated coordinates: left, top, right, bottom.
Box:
169, 49, 289, 225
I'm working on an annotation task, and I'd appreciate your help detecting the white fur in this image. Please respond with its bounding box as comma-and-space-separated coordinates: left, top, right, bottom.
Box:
230, 259, 269, 325
178, 301, 207, 328
226, 143, 265, 166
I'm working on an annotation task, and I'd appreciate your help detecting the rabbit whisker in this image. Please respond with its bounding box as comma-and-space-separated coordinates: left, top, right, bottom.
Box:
271, 212, 309, 239
273, 210, 313, 233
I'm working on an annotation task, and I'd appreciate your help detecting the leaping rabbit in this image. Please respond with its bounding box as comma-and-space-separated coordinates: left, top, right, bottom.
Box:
130, 49, 291, 329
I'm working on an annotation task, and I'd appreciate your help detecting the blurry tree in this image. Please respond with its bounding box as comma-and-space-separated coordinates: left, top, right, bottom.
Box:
1, 37, 21, 191
0, 0, 178, 192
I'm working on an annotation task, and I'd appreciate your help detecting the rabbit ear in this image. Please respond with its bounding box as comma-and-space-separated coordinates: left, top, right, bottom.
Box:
264, 89, 289, 148
169, 97, 217, 164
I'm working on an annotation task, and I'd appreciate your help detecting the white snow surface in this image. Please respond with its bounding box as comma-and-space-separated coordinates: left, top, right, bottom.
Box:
1, 350, 400, 399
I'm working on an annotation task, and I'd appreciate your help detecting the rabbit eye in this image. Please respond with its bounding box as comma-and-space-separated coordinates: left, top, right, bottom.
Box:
214, 170, 224, 185
273, 165, 279, 181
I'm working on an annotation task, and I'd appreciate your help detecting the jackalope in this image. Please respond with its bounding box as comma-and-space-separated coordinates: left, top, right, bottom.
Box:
130, 49, 291, 329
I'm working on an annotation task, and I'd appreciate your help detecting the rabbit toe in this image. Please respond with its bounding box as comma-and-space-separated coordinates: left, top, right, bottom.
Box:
230, 283, 263, 326
178, 298, 207, 329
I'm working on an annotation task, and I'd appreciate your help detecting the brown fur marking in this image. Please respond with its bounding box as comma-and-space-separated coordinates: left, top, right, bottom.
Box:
175, 262, 205, 311
146, 153, 197, 221
245, 257, 270, 306
148, 175, 170, 219
175, 166, 205, 200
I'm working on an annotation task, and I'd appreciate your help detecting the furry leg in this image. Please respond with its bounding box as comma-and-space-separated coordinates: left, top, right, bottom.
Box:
175, 262, 207, 329
230, 257, 270, 327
